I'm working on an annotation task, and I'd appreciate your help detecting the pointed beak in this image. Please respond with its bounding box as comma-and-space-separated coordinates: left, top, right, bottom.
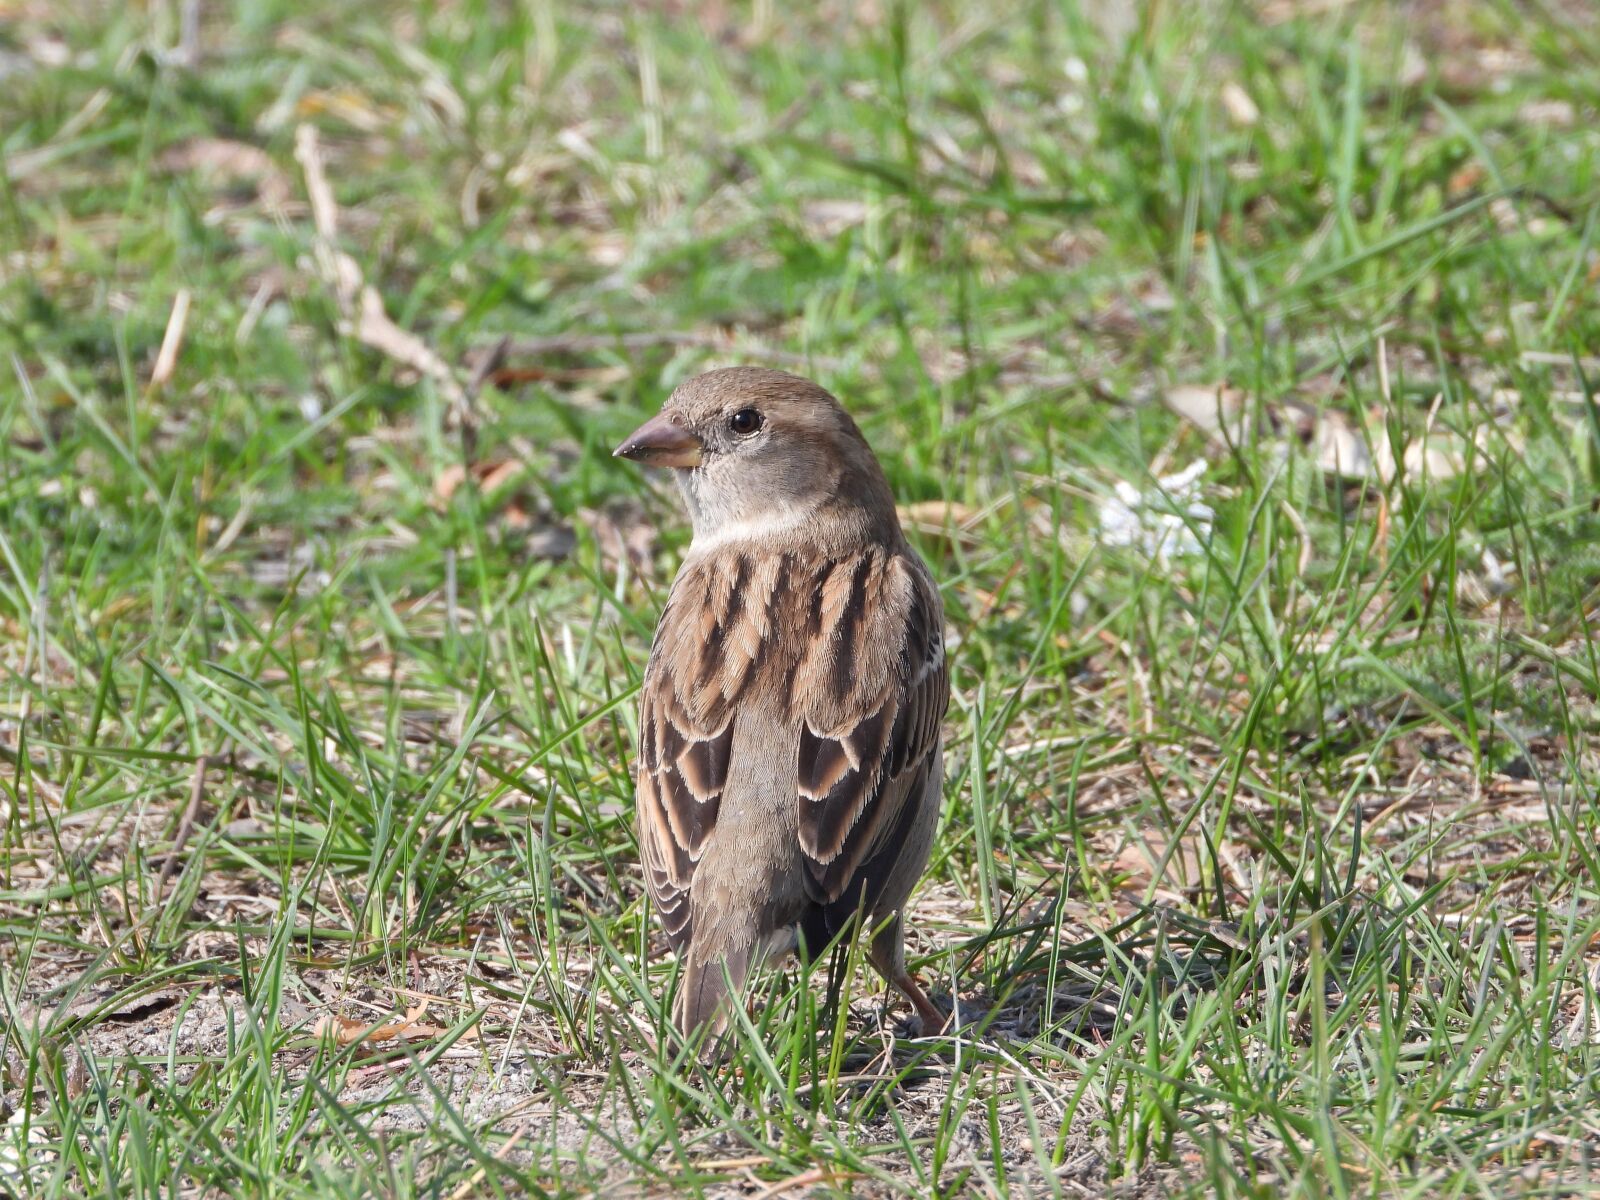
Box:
613, 413, 703, 469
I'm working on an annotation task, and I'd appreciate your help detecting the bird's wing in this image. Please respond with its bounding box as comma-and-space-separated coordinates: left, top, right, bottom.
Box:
635, 547, 947, 944
636, 670, 730, 954
634, 553, 748, 952
792, 551, 948, 905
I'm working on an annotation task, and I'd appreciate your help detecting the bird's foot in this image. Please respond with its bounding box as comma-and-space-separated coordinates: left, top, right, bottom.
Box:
894, 972, 950, 1036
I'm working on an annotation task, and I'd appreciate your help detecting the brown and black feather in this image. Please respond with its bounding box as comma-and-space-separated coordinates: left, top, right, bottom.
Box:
634, 543, 947, 1027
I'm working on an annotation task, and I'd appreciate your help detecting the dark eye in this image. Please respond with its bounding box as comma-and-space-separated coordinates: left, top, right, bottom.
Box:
728, 408, 763, 436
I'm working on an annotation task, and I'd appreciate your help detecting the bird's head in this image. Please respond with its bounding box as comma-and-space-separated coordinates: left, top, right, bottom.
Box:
614, 367, 899, 550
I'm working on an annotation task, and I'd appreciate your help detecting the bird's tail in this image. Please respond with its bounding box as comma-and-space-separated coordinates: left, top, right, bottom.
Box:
673, 943, 753, 1046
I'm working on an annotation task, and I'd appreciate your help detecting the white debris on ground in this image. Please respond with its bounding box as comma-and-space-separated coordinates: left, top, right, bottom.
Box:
1095, 459, 1214, 559
0, 1107, 52, 1193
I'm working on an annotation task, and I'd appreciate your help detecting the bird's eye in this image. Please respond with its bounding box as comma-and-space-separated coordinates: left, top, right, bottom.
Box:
728, 408, 763, 436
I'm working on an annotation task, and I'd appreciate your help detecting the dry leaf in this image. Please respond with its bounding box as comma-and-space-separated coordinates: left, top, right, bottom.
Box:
479, 459, 522, 494
432, 458, 526, 505
311, 1003, 460, 1046
1372, 414, 1514, 486
1373, 433, 1485, 484
1448, 162, 1487, 198
433, 463, 468, 504
1310, 409, 1375, 480
432, 457, 574, 555
1163, 384, 1253, 445
1219, 82, 1259, 127
1166, 382, 1503, 486
1111, 828, 1213, 902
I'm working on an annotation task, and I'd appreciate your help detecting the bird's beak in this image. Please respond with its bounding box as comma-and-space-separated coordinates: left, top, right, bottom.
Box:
613, 413, 704, 469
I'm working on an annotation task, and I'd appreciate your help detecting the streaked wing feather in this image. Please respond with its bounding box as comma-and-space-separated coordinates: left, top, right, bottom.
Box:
637, 767, 693, 944
636, 630, 735, 952
635, 544, 946, 951
796, 554, 947, 904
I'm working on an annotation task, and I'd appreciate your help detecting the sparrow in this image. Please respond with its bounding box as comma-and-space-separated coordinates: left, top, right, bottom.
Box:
614, 367, 949, 1041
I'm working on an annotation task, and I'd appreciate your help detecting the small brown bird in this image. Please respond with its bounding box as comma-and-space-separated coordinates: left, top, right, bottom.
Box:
615, 367, 949, 1040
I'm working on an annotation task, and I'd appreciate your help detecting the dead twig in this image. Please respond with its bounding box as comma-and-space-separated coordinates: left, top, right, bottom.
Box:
149, 288, 192, 392
152, 754, 208, 904
293, 124, 467, 411
465, 334, 512, 400
750, 1167, 854, 1199
443, 1123, 529, 1200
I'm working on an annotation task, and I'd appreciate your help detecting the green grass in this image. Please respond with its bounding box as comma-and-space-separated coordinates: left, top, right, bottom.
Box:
2, 0, 1598, 1195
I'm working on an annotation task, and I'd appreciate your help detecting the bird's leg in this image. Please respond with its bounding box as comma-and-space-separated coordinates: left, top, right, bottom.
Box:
894, 971, 949, 1035
868, 913, 949, 1035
